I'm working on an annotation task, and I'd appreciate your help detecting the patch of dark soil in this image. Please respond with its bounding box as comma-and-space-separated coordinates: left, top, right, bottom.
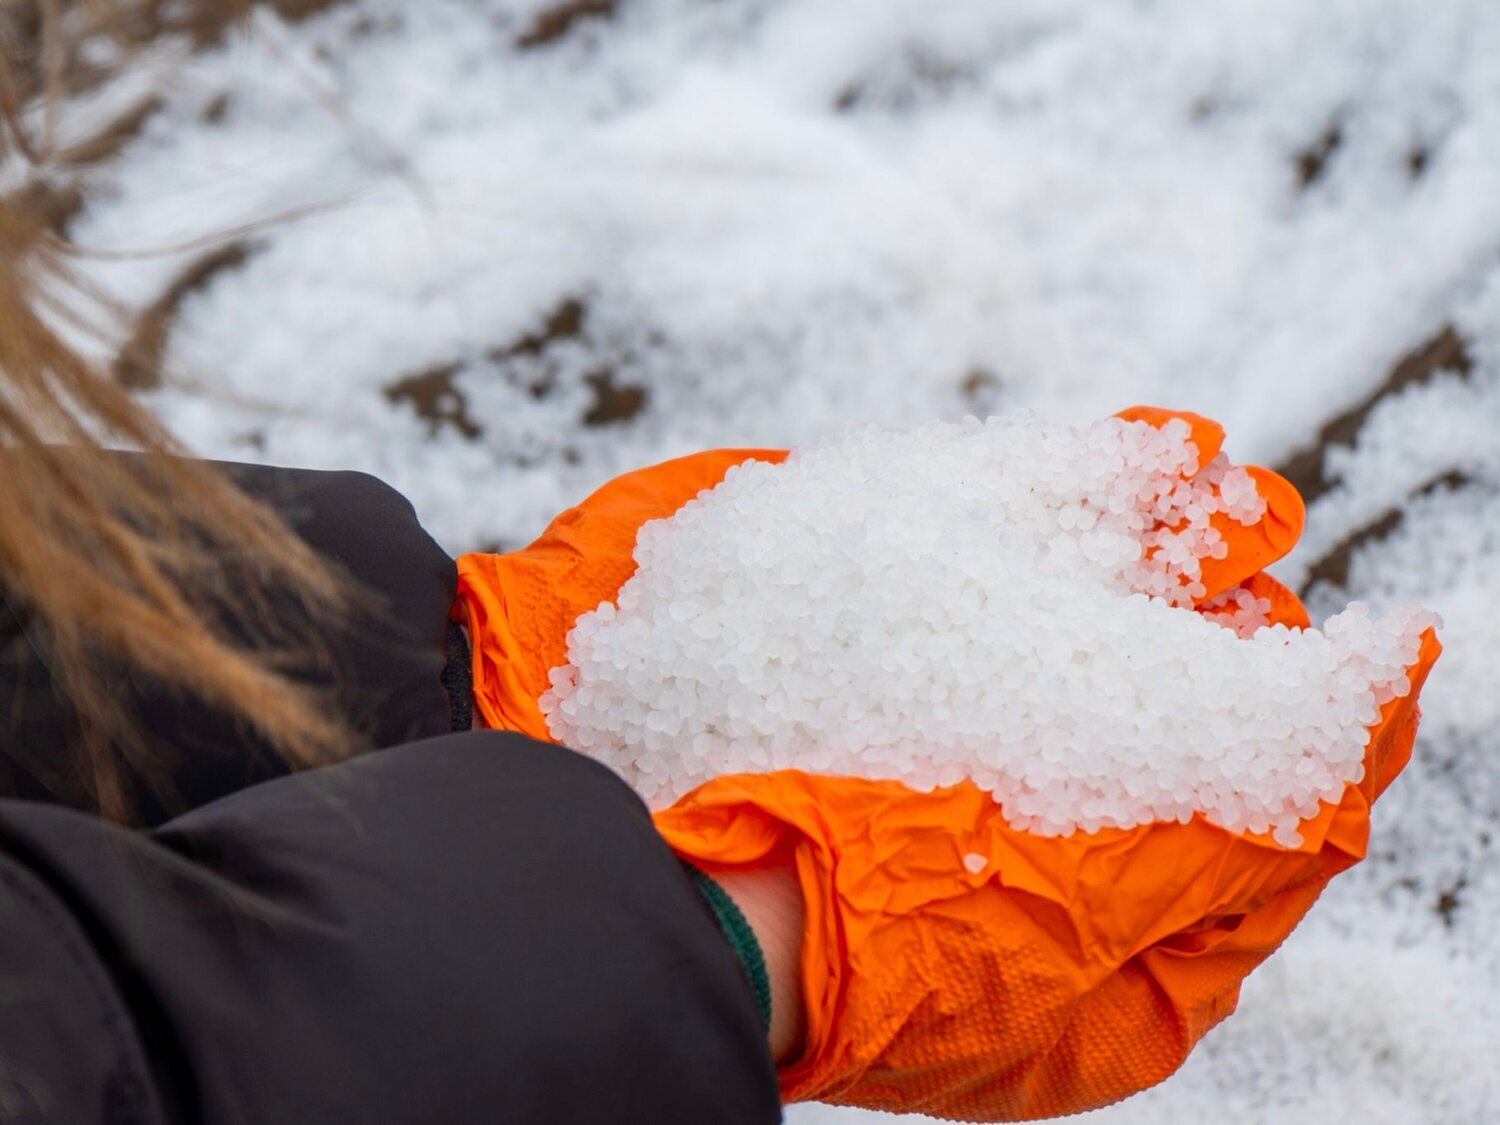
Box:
383, 362, 483, 440
833, 84, 863, 113
1434, 876, 1466, 928
390, 296, 648, 433
113, 240, 257, 390
1295, 120, 1343, 190
200, 91, 230, 124
515, 0, 616, 50
959, 367, 999, 397
347, 13, 403, 40
1302, 509, 1404, 592
834, 51, 971, 114
264, 0, 342, 22
1407, 143, 1432, 180
1274, 324, 1473, 506
582, 369, 647, 426
1413, 469, 1473, 499
487, 296, 590, 402
1300, 469, 1476, 594
233, 428, 267, 453
490, 297, 588, 360
959, 366, 1002, 413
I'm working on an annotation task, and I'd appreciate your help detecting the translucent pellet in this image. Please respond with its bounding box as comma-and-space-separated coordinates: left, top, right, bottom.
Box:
538, 414, 1440, 845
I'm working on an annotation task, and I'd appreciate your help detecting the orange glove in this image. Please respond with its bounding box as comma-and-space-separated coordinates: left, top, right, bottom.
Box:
454, 411, 1439, 1120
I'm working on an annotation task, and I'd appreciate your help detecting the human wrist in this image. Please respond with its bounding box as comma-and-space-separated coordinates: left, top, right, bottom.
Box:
699, 862, 807, 1065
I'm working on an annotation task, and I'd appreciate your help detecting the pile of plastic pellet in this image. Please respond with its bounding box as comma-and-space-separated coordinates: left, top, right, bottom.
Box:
539, 413, 1437, 845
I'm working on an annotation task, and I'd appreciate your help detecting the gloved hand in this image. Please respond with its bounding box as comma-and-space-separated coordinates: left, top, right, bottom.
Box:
453, 411, 1439, 1120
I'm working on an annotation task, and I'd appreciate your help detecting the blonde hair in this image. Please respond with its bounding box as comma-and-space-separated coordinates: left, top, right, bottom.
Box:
2, 2, 353, 822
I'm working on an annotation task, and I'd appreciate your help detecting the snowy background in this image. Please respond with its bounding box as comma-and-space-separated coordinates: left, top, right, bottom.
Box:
17, 1, 1498, 1120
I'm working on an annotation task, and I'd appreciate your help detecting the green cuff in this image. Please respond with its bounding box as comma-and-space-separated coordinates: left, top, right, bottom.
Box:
681, 861, 773, 1033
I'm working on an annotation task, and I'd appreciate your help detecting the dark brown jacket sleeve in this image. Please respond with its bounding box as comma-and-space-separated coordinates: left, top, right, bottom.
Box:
0, 731, 781, 1124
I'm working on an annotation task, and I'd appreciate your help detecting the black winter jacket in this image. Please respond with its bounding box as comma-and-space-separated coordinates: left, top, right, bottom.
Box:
0, 463, 780, 1124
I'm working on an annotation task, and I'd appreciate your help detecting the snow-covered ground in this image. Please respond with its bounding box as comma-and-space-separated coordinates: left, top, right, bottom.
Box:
30, 1, 1499, 1120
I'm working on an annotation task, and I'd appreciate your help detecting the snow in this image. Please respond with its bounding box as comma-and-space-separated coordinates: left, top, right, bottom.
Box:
42, 0, 1500, 1120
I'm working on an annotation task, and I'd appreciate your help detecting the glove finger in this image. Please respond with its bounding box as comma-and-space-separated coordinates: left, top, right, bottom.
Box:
1244, 571, 1310, 630
1360, 626, 1442, 803
1115, 405, 1225, 469
1196, 571, 1311, 633
1195, 465, 1305, 603
1115, 408, 1305, 604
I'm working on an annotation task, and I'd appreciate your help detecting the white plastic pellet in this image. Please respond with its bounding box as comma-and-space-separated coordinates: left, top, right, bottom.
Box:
538, 413, 1439, 846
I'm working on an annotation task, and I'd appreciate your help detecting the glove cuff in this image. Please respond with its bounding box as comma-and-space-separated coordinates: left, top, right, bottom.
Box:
681, 860, 773, 1033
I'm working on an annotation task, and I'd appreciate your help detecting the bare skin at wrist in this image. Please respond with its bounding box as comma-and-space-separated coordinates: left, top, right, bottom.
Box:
711, 862, 807, 1065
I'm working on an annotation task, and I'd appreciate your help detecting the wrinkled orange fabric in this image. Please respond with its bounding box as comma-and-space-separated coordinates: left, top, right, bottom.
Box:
453, 410, 1439, 1121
